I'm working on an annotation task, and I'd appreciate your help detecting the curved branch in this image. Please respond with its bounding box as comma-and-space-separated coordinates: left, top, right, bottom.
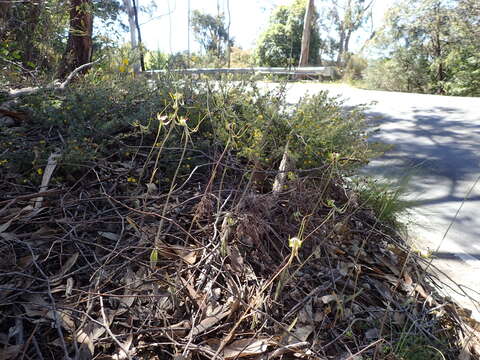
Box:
5, 58, 102, 98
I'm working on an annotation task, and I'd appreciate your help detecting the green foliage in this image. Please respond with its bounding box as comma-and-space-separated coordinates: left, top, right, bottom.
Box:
342, 54, 368, 81
1, 73, 380, 187
255, 0, 321, 67
0, 0, 122, 80
444, 46, 480, 96
353, 176, 411, 228
145, 50, 169, 70
363, 53, 430, 93
364, 0, 480, 96
191, 9, 232, 60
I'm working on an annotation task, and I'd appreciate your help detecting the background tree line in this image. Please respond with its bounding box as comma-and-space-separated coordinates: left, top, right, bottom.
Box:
0, 0, 478, 96
0, 0, 125, 79
254, 0, 479, 96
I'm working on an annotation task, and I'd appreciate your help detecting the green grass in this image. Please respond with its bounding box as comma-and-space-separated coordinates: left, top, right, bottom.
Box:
353, 176, 413, 228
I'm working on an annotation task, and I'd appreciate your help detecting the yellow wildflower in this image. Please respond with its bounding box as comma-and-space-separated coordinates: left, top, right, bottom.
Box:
37, 168, 44, 175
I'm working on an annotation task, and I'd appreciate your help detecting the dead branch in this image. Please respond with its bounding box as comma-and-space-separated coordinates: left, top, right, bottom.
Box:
4, 58, 102, 99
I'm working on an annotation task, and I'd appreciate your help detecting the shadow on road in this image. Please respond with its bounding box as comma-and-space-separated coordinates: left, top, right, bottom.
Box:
360, 105, 480, 253
434, 252, 480, 261
364, 106, 480, 203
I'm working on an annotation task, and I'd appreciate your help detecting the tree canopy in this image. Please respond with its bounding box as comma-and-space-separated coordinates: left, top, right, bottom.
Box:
0, 0, 122, 77
256, 0, 321, 67
364, 0, 480, 96
191, 9, 232, 60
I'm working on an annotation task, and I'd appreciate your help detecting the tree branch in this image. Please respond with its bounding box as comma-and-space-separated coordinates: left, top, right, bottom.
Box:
4, 58, 102, 99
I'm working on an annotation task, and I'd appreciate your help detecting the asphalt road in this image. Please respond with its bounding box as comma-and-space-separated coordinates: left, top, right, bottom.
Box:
272, 83, 480, 318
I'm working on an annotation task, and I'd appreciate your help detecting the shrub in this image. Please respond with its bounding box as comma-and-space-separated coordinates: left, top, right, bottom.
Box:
230, 47, 254, 67
1, 72, 381, 187
362, 55, 430, 94
343, 54, 368, 82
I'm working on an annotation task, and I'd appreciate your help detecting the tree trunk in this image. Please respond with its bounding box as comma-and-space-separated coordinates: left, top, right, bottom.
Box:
23, 0, 43, 67
0, 0, 12, 40
336, 29, 345, 66
132, 0, 145, 71
298, 0, 315, 67
342, 29, 352, 65
58, 0, 93, 79
123, 0, 140, 73
226, 0, 231, 67
433, 1, 445, 94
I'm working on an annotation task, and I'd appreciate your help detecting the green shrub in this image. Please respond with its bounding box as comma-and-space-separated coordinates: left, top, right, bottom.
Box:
444, 46, 480, 96
1, 72, 381, 187
343, 54, 368, 82
362, 55, 430, 93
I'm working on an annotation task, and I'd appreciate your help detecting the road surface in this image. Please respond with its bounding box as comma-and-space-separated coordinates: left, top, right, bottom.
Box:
275, 83, 480, 319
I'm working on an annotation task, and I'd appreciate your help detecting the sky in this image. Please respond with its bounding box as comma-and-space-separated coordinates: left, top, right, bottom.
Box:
131, 0, 394, 54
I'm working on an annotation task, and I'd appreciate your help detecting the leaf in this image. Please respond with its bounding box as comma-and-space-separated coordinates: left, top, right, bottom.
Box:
22, 294, 49, 317
321, 294, 337, 304
112, 334, 133, 360
17, 254, 38, 269
116, 268, 136, 315
365, 328, 379, 340
34, 151, 61, 208
292, 324, 314, 342
98, 231, 120, 241
190, 304, 231, 337
75, 329, 95, 356
221, 338, 269, 359
150, 249, 158, 268
229, 245, 245, 273
146, 182, 158, 193
156, 243, 198, 265
0, 219, 12, 233
172, 246, 197, 265
50, 252, 79, 282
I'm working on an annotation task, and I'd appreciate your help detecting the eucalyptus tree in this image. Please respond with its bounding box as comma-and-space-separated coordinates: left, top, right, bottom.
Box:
325, 0, 374, 66
0, 0, 123, 79
191, 9, 232, 60
365, 0, 480, 95
256, 0, 321, 67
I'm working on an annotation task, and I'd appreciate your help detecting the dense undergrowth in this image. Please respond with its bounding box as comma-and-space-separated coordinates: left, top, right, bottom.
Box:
1, 73, 479, 360
0, 73, 381, 188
